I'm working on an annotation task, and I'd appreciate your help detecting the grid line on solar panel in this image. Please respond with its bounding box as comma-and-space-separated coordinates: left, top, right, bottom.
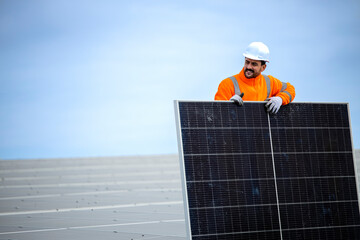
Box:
181, 128, 272, 154
191, 226, 360, 240
277, 176, 356, 180
183, 127, 351, 129
182, 151, 354, 158
269, 103, 350, 128
270, 104, 352, 155
282, 224, 360, 231
282, 225, 360, 240
187, 178, 278, 182
189, 203, 279, 209
184, 152, 275, 156
274, 152, 355, 178
269, 127, 350, 129
189, 205, 280, 235
277, 200, 359, 205
192, 228, 281, 237
270, 128, 352, 153
187, 179, 277, 208
182, 127, 270, 129
179, 102, 269, 129
280, 201, 360, 229
273, 151, 351, 154
192, 230, 282, 240
277, 177, 358, 203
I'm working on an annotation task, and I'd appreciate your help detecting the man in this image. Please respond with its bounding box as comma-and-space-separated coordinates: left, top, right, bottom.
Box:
215, 42, 295, 113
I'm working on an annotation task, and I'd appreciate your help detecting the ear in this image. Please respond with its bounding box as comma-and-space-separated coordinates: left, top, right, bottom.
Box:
260, 64, 267, 73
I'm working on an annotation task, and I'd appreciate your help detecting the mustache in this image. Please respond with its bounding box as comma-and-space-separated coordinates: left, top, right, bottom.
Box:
245, 69, 254, 73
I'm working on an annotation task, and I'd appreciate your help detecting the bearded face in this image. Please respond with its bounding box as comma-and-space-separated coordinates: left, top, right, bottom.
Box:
244, 58, 266, 79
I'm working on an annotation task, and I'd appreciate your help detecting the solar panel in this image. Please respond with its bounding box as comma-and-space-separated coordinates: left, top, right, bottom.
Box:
174, 101, 360, 240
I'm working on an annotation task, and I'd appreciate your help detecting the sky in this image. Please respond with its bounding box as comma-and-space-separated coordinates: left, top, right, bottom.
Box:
0, 0, 360, 159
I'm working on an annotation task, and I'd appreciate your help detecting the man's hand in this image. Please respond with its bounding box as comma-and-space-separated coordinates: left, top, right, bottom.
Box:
265, 97, 282, 113
230, 93, 244, 106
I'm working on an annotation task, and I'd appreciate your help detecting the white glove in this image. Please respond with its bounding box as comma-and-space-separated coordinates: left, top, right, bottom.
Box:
265, 97, 282, 114
230, 93, 244, 106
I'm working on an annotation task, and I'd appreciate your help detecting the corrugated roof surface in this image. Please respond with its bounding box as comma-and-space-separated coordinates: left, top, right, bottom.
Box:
0, 155, 186, 240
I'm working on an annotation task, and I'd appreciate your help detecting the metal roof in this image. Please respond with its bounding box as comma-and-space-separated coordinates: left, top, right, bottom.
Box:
0, 155, 186, 240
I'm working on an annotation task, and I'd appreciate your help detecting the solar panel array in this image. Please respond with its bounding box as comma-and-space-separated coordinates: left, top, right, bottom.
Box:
175, 101, 360, 240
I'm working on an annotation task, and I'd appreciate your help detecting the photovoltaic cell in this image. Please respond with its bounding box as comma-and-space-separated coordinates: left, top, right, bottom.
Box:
175, 101, 360, 240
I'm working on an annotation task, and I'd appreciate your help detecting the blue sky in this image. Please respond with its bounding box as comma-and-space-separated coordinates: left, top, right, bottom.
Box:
1, 0, 359, 159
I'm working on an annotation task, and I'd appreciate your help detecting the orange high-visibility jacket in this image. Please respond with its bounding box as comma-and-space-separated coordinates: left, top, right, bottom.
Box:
215, 68, 295, 105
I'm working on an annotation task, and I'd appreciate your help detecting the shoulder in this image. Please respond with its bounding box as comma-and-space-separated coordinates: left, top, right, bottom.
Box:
265, 74, 281, 83
215, 75, 237, 100
219, 75, 236, 86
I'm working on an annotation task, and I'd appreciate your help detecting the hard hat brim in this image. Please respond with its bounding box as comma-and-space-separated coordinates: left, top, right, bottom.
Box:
243, 53, 269, 62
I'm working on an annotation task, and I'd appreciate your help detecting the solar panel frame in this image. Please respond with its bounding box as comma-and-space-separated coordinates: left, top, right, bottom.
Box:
174, 100, 360, 240
174, 100, 192, 239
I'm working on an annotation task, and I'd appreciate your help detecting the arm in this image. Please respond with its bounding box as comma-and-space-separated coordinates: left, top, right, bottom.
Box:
269, 76, 296, 105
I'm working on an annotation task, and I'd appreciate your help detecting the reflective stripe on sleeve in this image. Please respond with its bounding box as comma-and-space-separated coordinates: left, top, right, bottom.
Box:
280, 82, 287, 92
229, 76, 241, 96
283, 91, 292, 102
263, 75, 271, 98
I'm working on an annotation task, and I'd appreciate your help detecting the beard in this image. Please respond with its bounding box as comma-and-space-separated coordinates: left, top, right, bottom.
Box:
244, 68, 260, 79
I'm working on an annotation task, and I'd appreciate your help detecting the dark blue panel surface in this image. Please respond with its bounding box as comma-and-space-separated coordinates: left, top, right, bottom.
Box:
269, 103, 360, 240
279, 201, 360, 229
187, 179, 277, 208
189, 205, 280, 236
182, 128, 271, 154
184, 154, 274, 182
178, 102, 279, 239
176, 101, 360, 240
269, 103, 350, 128
277, 177, 358, 203
179, 102, 269, 129
192, 231, 282, 240
270, 128, 352, 153
274, 152, 355, 178
282, 226, 360, 240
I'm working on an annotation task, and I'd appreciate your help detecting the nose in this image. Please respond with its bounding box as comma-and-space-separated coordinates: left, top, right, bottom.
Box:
245, 62, 253, 70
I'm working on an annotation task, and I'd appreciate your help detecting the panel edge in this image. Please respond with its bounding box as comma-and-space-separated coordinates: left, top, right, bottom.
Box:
174, 100, 192, 240
347, 103, 360, 212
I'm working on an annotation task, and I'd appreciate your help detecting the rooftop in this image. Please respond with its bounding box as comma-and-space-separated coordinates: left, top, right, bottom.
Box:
0, 155, 186, 240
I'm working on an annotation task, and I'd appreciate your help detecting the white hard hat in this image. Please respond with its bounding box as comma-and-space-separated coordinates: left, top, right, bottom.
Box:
243, 42, 270, 62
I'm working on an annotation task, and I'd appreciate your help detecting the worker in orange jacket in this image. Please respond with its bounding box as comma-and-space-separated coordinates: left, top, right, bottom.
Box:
215, 42, 295, 113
